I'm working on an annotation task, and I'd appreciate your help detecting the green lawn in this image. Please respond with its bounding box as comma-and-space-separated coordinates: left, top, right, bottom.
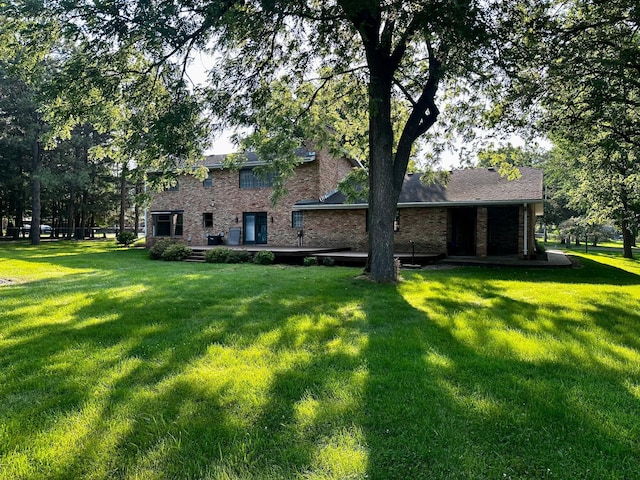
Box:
1, 242, 639, 479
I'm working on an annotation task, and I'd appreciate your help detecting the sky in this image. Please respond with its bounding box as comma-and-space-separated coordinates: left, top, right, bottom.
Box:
187, 53, 546, 169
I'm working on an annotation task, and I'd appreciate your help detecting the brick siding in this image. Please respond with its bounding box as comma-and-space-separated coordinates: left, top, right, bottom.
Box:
147, 155, 353, 247
148, 155, 539, 257
300, 207, 448, 253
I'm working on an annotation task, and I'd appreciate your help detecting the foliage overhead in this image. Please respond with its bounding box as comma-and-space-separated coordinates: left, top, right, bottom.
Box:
493, 0, 640, 258
25, 0, 517, 281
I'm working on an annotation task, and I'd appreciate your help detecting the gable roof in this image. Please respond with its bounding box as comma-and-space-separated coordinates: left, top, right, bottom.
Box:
296, 167, 544, 209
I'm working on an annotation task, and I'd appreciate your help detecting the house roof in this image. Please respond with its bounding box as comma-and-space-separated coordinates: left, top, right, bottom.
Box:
204, 147, 364, 170
204, 147, 317, 169
295, 167, 544, 209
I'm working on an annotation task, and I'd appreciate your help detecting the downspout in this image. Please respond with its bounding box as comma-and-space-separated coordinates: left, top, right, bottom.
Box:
523, 203, 528, 259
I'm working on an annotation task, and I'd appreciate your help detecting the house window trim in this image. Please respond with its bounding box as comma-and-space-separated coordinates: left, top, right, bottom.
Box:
292, 211, 303, 229
239, 168, 276, 189
203, 172, 213, 188
151, 211, 184, 237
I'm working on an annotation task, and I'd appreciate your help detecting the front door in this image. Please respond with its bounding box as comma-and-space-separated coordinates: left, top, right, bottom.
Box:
243, 212, 267, 244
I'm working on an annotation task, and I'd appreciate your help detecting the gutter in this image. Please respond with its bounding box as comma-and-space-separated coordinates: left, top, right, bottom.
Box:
294, 199, 545, 211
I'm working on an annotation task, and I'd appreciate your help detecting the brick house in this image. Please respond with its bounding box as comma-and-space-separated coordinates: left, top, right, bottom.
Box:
147, 150, 543, 258
146, 149, 357, 248
295, 167, 544, 258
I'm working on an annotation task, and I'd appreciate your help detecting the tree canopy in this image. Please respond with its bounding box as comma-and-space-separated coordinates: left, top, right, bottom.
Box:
4, 0, 639, 268
33, 0, 515, 280
494, 0, 640, 257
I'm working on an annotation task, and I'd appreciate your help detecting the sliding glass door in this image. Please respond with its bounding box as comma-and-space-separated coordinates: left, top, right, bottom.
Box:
243, 212, 267, 244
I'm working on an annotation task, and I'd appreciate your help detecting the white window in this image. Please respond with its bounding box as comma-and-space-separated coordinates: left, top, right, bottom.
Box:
292, 211, 303, 228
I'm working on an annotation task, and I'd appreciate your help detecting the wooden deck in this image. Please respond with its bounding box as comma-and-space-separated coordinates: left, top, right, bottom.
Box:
189, 244, 570, 268
314, 251, 444, 266
189, 244, 444, 266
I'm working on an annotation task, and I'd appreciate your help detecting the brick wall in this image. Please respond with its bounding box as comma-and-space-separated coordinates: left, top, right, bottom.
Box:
394, 208, 448, 252
316, 149, 357, 197
302, 209, 369, 250
147, 155, 353, 247
300, 207, 448, 253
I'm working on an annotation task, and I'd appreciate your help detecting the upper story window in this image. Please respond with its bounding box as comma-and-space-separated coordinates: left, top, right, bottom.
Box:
239, 168, 275, 189
203, 172, 213, 188
165, 182, 179, 192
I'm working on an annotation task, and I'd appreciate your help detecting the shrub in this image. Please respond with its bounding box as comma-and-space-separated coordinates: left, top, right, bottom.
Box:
322, 257, 335, 267
253, 250, 275, 265
205, 247, 232, 263
228, 251, 251, 263
160, 243, 192, 261
149, 239, 175, 260
303, 256, 317, 267
205, 248, 252, 264
116, 231, 137, 247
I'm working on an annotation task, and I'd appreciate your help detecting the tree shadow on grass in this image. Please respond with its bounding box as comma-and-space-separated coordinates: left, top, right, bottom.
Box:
360, 271, 639, 479
1, 249, 639, 479
0, 258, 373, 478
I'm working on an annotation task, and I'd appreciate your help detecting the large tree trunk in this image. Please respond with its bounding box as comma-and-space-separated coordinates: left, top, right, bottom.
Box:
67, 190, 75, 239
366, 63, 399, 282
30, 138, 41, 246
119, 162, 128, 234
622, 219, 634, 259
79, 191, 88, 239
134, 182, 141, 237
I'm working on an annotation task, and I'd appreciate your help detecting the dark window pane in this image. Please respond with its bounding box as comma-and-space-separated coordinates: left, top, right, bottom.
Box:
292, 211, 303, 228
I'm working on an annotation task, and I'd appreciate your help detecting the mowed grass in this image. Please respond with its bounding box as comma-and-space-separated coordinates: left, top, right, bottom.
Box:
0, 242, 639, 480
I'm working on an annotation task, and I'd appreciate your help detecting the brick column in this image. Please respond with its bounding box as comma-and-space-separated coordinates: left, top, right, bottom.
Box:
476, 207, 488, 257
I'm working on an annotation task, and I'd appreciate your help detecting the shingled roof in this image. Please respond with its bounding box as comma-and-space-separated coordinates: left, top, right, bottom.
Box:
204, 148, 317, 168
296, 167, 544, 208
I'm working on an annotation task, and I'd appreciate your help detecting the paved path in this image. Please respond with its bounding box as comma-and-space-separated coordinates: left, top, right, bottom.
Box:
441, 249, 572, 268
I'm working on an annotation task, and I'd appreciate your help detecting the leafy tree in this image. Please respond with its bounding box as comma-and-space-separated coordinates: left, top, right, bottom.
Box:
0, 62, 42, 240
476, 144, 549, 179
495, 0, 640, 258
537, 144, 583, 239
559, 216, 615, 249
46, 0, 522, 281
2, 2, 211, 242
552, 138, 639, 256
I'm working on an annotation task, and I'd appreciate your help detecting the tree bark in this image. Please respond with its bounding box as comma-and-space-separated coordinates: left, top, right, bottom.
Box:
119, 162, 128, 234
67, 189, 75, 239
30, 138, 41, 246
367, 60, 399, 282
134, 182, 141, 236
79, 191, 88, 239
622, 219, 634, 259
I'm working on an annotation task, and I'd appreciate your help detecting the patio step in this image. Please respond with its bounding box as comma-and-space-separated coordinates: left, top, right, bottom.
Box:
185, 249, 206, 262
